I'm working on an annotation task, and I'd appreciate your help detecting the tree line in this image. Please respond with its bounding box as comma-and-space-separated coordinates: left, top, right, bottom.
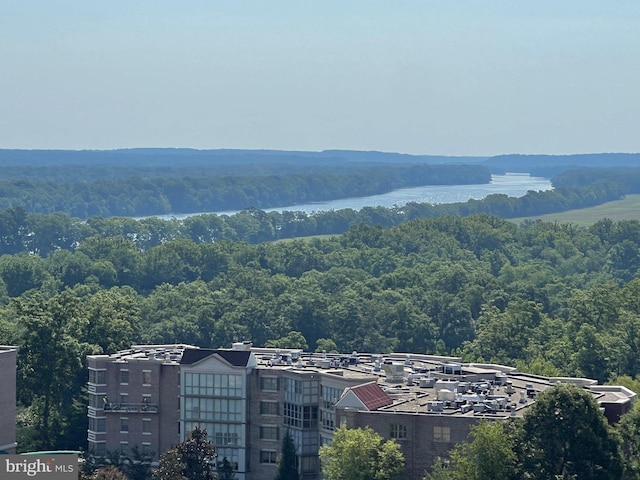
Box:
0, 164, 489, 218
0, 169, 635, 256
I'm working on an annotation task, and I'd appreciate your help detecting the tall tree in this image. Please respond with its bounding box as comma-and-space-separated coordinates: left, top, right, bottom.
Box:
275, 430, 299, 480
153, 427, 217, 480
15, 290, 95, 450
521, 383, 622, 480
319, 426, 405, 480
617, 402, 640, 479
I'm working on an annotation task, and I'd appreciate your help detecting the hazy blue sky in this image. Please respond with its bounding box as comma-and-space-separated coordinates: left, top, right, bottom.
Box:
1, 1, 638, 155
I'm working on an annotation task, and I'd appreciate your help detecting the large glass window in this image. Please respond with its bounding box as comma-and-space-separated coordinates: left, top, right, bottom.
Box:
185, 373, 243, 397
290, 430, 319, 455
218, 448, 239, 470
211, 423, 243, 446
301, 456, 317, 474
185, 423, 244, 450
284, 403, 318, 429
185, 397, 243, 422
321, 385, 343, 409
284, 378, 318, 404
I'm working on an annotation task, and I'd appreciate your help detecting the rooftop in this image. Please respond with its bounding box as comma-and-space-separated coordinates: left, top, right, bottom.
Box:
92, 344, 636, 420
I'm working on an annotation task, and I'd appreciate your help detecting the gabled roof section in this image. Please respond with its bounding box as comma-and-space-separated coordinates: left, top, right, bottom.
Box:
180, 348, 252, 367
340, 381, 393, 411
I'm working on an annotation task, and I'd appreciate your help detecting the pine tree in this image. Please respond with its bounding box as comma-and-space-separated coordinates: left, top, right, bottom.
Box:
275, 430, 299, 480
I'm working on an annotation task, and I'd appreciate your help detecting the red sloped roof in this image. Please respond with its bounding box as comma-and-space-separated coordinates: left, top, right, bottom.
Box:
349, 381, 393, 410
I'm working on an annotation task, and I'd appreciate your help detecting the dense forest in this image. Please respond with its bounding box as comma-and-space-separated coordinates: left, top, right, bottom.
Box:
3, 212, 640, 451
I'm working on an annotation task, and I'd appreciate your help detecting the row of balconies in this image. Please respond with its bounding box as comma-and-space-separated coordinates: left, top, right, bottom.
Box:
103, 402, 159, 413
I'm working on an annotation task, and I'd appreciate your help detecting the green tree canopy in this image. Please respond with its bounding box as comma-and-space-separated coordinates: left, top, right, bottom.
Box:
319, 426, 405, 480
521, 383, 622, 480
424, 420, 517, 480
153, 427, 217, 480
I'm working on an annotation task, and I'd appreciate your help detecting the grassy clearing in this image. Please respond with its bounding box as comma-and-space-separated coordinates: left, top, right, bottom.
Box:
510, 194, 640, 226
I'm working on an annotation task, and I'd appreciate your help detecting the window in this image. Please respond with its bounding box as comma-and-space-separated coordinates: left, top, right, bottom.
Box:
321, 385, 342, 409
260, 401, 279, 416
120, 393, 129, 404
89, 417, 106, 433
284, 378, 318, 403
214, 431, 239, 446
390, 424, 407, 440
120, 417, 129, 433
184, 373, 243, 397
433, 426, 451, 442
142, 370, 152, 386
185, 397, 243, 422
301, 456, 317, 474
89, 369, 106, 385
93, 442, 106, 457
142, 443, 151, 456
89, 394, 105, 409
142, 419, 151, 435
120, 442, 128, 455
120, 369, 129, 385
320, 410, 335, 431
284, 403, 317, 429
260, 376, 279, 391
217, 449, 239, 471
260, 426, 279, 441
260, 450, 277, 464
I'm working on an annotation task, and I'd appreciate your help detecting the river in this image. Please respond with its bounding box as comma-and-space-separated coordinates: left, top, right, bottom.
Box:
155, 173, 552, 220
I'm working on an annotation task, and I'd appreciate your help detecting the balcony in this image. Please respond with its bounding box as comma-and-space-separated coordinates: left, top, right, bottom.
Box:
103, 402, 158, 414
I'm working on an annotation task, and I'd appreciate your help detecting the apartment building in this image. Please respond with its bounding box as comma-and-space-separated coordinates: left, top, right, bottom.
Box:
87, 345, 185, 459
0, 345, 18, 453
87, 344, 636, 480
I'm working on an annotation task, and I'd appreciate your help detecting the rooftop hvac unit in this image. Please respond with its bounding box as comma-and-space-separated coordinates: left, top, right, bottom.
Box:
382, 363, 405, 383
437, 389, 456, 402
427, 401, 444, 412
435, 380, 459, 393
420, 377, 436, 388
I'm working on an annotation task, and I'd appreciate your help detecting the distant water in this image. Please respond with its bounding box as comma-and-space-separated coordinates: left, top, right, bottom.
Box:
154, 173, 552, 220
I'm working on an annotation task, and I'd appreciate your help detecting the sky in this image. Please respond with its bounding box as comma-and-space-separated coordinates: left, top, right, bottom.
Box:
1, 1, 639, 156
